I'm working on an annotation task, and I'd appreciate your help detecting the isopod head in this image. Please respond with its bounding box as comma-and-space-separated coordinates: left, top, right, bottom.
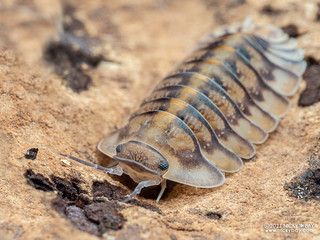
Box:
114, 140, 169, 183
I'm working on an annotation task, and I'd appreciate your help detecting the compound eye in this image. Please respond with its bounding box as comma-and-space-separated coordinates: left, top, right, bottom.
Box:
158, 161, 169, 170
116, 144, 122, 153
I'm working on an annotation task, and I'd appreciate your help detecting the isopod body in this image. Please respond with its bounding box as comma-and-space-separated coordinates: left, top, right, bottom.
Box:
97, 20, 306, 202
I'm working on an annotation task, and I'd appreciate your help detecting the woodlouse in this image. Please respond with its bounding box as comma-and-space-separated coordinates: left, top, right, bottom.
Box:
64, 20, 306, 202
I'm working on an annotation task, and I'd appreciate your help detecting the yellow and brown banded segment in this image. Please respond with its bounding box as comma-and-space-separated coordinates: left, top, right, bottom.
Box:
133, 97, 243, 171
143, 85, 257, 158
207, 34, 303, 96
156, 72, 267, 145
174, 60, 278, 133
184, 46, 290, 117
223, 53, 290, 118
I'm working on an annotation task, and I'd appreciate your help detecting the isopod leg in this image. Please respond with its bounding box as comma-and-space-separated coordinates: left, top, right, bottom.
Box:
156, 179, 167, 203
56, 152, 123, 176
123, 179, 161, 203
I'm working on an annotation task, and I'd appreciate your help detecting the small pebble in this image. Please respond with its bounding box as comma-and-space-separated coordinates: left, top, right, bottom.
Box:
24, 148, 39, 160
60, 158, 71, 166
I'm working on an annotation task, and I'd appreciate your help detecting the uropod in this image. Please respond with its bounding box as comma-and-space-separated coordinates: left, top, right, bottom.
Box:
62, 20, 306, 203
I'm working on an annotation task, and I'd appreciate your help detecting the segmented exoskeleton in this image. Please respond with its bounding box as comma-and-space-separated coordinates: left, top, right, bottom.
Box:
66, 20, 306, 202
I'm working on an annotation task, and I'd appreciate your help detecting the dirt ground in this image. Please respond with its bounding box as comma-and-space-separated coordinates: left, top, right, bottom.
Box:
0, 0, 320, 239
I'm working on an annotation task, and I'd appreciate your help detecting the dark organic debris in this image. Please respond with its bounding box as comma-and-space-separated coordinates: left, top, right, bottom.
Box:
24, 170, 125, 236
64, 202, 124, 235
281, 24, 300, 38
24, 148, 39, 160
92, 179, 129, 202
65, 205, 98, 235
51, 176, 90, 207
84, 202, 124, 232
50, 176, 125, 237
261, 4, 284, 16
284, 167, 320, 201
44, 5, 105, 93
24, 169, 163, 236
44, 39, 102, 93
204, 211, 222, 220
24, 169, 54, 191
298, 57, 320, 107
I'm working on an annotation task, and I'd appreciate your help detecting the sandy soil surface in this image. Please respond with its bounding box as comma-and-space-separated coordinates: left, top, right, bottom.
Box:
0, 0, 320, 239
